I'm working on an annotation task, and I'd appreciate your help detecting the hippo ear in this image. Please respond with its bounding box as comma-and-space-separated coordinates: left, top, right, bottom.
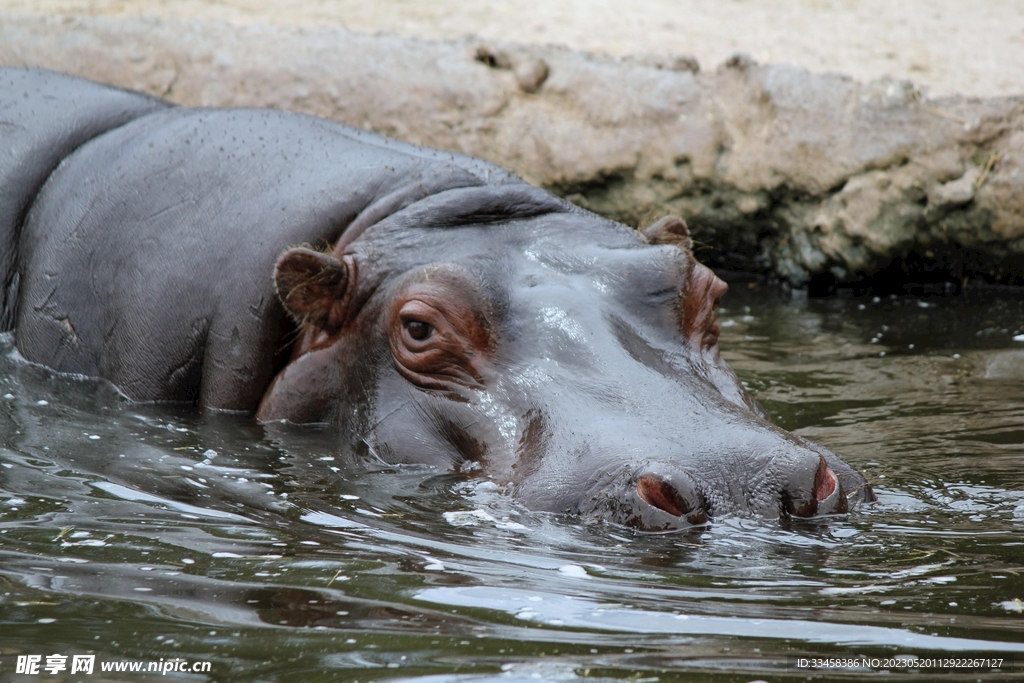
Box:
681, 260, 728, 351
274, 247, 350, 331
642, 216, 692, 251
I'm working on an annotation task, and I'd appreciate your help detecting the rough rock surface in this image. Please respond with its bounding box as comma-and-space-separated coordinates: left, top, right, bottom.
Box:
2, 13, 1023, 287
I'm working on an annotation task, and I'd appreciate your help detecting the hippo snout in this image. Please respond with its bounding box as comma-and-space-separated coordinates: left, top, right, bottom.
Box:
627, 450, 853, 531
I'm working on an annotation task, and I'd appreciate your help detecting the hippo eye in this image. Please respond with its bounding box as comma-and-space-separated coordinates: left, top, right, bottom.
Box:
387, 278, 494, 394
405, 319, 434, 341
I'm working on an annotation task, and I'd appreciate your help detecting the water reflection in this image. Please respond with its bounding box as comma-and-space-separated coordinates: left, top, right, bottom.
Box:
1, 285, 1023, 681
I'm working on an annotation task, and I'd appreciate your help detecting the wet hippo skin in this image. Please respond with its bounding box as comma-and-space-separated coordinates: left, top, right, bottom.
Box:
0, 67, 873, 530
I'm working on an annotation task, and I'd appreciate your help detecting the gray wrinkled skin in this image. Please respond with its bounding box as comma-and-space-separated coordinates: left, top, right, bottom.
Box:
1, 68, 872, 531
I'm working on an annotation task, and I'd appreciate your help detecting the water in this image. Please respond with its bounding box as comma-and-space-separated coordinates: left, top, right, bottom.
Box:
1, 285, 1023, 682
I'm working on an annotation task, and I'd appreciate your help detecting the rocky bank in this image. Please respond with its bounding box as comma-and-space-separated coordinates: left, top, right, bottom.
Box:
2, 12, 1023, 288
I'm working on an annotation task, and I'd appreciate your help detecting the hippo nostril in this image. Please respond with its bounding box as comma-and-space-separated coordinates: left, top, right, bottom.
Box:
787, 455, 849, 517
815, 458, 837, 502
636, 474, 707, 525
637, 475, 688, 516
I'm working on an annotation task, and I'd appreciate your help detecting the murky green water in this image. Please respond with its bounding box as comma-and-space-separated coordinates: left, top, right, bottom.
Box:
1, 285, 1023, 682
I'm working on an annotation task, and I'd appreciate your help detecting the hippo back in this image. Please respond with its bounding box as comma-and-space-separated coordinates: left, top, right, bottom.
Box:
0, 67, 170, 330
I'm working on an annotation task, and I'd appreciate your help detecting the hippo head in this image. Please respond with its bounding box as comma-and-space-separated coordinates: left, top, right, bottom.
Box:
257, 188, 873, 530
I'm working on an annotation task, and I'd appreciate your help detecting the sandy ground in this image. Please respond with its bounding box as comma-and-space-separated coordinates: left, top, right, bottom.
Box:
4, 0, 1024, 99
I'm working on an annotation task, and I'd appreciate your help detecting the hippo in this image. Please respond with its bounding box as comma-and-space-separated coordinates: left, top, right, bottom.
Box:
0, 68, 873, 530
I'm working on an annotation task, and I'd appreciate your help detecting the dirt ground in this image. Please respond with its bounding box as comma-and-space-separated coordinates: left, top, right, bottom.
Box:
5, 0, 1024, 98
